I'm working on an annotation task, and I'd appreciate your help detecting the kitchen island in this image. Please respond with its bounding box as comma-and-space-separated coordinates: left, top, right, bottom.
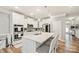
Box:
22, 32, 54, 53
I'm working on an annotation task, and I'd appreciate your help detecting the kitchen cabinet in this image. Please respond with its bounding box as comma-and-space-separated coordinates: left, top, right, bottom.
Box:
39, 18, 52, 28
11, 12, 24, 48
12, 12, 25, 25
25, 18, 38, 28
0, 39, 6, 48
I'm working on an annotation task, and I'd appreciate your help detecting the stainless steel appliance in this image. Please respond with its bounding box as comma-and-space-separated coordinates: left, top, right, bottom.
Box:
42, 23, 50, 32
14, 24, 24, 41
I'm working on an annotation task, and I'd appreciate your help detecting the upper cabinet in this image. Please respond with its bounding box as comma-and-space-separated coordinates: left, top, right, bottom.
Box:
12, 12, 25, 25
12, 12, 38, 28
39, 18, 52, 28
25, 18, 38, 28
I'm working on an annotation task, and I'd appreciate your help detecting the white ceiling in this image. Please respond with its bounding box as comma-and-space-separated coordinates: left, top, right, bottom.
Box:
1, 6, 79, 18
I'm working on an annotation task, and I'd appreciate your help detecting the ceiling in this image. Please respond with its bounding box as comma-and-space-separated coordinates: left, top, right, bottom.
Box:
1, 6, 79, 18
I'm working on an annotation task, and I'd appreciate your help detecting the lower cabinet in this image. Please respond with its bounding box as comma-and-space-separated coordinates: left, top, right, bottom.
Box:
0, 39, 6, 48
13, 40, 22, 48
22, 38, 36, 53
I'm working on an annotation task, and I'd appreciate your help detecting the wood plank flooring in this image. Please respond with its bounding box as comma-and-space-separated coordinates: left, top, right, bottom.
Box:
0, 47, 21, 53
57, 36, 79, 53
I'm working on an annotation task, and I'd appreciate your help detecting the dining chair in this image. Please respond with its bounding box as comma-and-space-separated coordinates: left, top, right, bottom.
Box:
49, 35, 59, 53
36, 34, 59, 53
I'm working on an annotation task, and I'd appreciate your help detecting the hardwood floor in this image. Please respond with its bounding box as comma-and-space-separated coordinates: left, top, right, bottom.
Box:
57, 36, 79, 53
0, 36, 79, 53
0, 47, 21, 53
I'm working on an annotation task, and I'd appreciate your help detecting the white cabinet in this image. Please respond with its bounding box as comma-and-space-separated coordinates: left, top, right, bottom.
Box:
0, 13, 10, 34
34, 21, 38, 28
11, 12, 24, 48
25, 18, 52, 28
0, 39, 6, 48
22, 38, 36, 53
39, 18, 52, 28
12, 12, 25, 25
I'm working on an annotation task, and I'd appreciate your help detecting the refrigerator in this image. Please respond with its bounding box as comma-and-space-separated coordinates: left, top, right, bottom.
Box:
42, 24, 50, 32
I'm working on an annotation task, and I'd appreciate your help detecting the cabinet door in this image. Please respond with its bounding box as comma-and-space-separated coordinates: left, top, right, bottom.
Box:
0, 40, 6, 48
13, 12, 24, 25
22, 38, 36, 53
0, 13, 10, 34
26, 18, 38, 28
33, 21, 38, 28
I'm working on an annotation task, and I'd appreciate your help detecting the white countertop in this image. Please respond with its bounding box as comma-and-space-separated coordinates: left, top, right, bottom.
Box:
23, 32, 54, 43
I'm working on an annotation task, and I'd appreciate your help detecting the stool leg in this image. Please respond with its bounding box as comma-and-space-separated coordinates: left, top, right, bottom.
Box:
55, 48, 56, 53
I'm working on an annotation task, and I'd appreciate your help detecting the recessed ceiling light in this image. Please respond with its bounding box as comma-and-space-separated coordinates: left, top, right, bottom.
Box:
14, 6, 19, 9
68, 17, 74, 20
36, 8, 40, 12
30, 13, 34, 16
48, 14, 52, 18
